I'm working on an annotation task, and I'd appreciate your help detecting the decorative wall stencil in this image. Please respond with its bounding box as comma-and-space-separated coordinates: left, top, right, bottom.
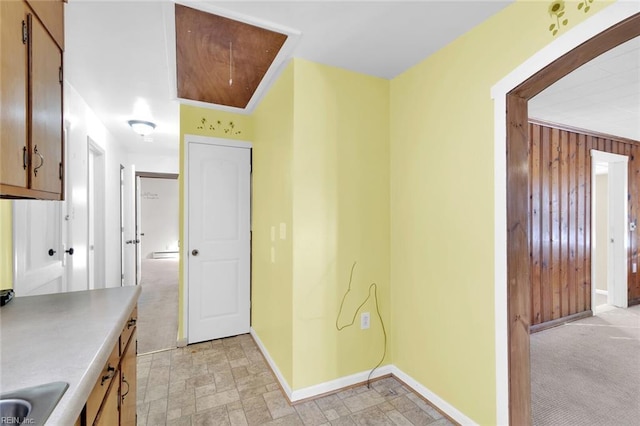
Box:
195, 117, 242, 136
577, 0, 594, 13
548, 0, 596, 37
548, 1, 568, 36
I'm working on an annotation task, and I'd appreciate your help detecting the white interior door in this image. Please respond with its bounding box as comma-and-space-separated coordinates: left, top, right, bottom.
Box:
187, 138, 251, 344
13, 200, 66, 296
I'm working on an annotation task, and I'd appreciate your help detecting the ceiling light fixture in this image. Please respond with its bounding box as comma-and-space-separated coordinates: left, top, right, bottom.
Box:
127, 119, 156, 136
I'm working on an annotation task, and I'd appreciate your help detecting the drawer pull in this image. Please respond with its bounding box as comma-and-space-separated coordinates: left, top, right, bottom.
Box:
101, 365, 115, 385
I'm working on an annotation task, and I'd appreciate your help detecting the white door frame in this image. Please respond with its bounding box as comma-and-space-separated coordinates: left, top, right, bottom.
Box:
182, 134, 252, 344
120, 164, 126, 286
87, 137, 106, 289
491, 3, 640, 423
135, 175, 142, 285
591, 150, 629, 310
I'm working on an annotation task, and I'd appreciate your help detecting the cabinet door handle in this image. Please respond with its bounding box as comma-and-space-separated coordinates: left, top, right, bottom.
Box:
127, 318, 137, 329
22, 20, 28, 44
48, 249, 56, 256
121, 376, 130, 402
33, 146, 44, 177
23, 147, 28, 170
65, 248, 74, 255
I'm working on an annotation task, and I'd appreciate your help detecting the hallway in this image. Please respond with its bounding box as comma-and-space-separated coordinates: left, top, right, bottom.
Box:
138, 258, 179, 354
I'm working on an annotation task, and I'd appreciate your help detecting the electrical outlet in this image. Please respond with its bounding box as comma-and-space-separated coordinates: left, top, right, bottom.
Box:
361, 312, 370, 329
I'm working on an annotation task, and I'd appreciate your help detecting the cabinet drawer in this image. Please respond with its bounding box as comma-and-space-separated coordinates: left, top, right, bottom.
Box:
85, 343, 119, 425
120, 305, 137, 354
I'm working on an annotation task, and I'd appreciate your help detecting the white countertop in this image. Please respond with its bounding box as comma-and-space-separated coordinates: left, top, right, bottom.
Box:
0, 286, 141, 425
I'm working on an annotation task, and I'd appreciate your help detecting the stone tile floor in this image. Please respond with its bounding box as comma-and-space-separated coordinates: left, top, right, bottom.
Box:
137, 334, 454, 426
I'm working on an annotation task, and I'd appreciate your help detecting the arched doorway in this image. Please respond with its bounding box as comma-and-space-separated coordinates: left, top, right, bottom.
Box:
496, 8, 640, 425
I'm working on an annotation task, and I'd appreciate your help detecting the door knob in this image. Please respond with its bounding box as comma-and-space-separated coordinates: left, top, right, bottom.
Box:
48, 249, 56, 256
192, 249, 199, 256
65, 248, 74, 255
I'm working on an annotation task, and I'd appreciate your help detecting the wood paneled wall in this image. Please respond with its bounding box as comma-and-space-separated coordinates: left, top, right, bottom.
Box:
529, 120, 640, 327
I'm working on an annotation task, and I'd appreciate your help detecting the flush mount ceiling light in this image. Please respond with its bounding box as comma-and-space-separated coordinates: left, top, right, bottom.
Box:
127, 120, 156, 136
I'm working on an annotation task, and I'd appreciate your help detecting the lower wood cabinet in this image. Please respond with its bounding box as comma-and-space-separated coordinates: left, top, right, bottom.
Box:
95, 378, 119, 426
120, 330, 137, 426
82, 305, 137, 426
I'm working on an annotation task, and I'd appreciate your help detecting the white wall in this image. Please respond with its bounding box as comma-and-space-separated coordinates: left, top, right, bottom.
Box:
129, 152, 179, 175
64, 82, 133, 290
139, 178, 179, 258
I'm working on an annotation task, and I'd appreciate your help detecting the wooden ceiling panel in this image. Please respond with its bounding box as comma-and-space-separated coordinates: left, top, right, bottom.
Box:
175, 4, 288, 109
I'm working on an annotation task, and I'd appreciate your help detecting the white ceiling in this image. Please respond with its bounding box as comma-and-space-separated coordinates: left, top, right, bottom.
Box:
530, 36, 640, 141
64, 2, 640, 161
64, 0, 513, 157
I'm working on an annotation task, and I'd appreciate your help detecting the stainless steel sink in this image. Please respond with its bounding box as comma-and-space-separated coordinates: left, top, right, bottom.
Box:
0, 399, 31, 419
0, 382, 68, 425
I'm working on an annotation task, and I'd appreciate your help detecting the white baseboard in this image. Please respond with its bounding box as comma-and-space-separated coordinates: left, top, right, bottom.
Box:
290, 364, 393, 402
250, 328, 476, 424
391, 366, 478, 425
250, 328, 294, 398
250, 328, 391, 401
595, 289, 608, 296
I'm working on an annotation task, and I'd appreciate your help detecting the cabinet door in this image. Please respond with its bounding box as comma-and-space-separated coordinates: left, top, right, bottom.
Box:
25, 0, 64, 49
120, 330, 137, 426
29, 11, 62, 196
0, 1, 29, 189
95, 373, 120, 426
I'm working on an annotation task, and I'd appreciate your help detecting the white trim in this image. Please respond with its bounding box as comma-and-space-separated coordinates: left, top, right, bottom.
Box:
491, 3, 640, 424
185, 134, 253, 149
163, 1, 300, 114
595, 289, 608, 296
183, 135, 252, 343
250, 328, 393, 402
590, 149, 629, 164
87, 138, 106, 291
291, 365, 393, 402
250, 328, 294, 398
391, 366, 478, 426
250, 327, 474, 422
591, 150, 629, 312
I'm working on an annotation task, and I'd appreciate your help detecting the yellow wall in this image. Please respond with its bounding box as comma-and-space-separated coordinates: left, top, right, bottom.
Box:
249, 58, 391, 391
290, 59, 390, 389
252, 63, 295, 384
178, 104, 254, 339
389, 1, 612, 424
0, 201, 12, 289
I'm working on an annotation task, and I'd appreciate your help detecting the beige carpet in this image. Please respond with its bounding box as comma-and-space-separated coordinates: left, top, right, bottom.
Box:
137, 258, 179, 354
531, 304, 640, 425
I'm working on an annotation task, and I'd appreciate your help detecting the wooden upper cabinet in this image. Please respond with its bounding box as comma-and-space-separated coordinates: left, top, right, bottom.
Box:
0, 1, 29, 189
0, 0, 63, 200
30, 11, 62, 194
25, 0, 64, 49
